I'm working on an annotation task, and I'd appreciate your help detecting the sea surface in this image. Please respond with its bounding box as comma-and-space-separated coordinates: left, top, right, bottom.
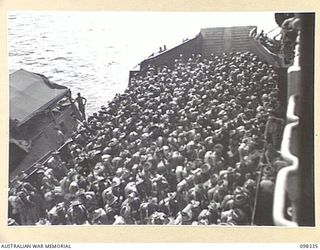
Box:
8, 11, 277, 114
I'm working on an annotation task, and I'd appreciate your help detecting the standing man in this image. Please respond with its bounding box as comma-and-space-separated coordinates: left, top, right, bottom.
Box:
74, 93, 87, 121
264, 111, 284, 150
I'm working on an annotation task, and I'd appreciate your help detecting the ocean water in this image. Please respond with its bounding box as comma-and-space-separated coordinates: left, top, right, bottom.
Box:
8, 11, 277, 114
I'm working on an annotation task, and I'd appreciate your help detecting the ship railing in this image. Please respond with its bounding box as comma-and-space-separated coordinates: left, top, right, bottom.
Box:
250, 17, 302, 226
273, 18, 301, 226
273, 121, 299, 226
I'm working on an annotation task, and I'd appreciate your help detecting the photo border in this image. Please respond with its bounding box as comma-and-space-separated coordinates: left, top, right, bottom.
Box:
0, 0, 318, 243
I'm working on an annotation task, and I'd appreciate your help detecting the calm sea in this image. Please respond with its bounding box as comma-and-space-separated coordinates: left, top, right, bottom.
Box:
8, 11, 277, 114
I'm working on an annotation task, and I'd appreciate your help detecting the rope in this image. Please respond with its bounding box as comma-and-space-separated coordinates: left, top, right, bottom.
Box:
250, 142, 268, 225
250, 163, 265, 225
266, 26, 281, 35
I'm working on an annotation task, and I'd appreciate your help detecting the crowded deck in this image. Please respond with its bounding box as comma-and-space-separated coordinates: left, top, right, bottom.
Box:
8, 50, 285, 226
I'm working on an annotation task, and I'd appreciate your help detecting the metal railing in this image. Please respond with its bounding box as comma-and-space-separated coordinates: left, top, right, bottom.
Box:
273, 18, 302, 226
